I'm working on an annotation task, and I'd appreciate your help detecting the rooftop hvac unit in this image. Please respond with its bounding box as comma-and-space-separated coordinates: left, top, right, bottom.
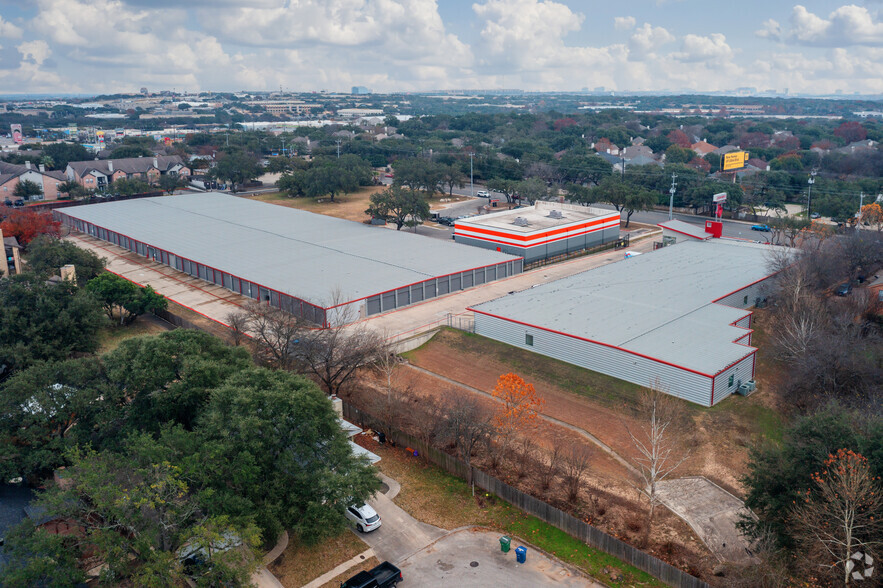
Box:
547, 210, 564, 219
513, 217, 530, 227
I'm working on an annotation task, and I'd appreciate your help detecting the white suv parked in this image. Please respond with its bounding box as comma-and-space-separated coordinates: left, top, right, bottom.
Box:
345, 503, 382, 533
476, 190, 490, 197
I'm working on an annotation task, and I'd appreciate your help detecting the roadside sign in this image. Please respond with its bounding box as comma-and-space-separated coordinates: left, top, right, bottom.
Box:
712, 192, 727, 203
722, 151, 749, 171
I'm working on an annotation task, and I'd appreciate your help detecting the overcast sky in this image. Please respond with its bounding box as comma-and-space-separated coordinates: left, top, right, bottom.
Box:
1, 0, 882, 95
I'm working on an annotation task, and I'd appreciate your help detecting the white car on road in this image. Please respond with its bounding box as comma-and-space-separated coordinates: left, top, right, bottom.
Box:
476, 190, 490, 198
345, 503, 382, 533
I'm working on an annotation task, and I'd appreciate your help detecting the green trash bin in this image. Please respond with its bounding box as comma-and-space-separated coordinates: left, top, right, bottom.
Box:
499, 536, 511, 553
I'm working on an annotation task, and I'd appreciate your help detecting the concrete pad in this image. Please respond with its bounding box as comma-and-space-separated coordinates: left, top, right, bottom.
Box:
655, 477, 756, 564
398, 529, 603, 587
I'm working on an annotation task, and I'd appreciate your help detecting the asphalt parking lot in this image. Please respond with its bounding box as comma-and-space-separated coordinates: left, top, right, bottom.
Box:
397, 529, 602, 587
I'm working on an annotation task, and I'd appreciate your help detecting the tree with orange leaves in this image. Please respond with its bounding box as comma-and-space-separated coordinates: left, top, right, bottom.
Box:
860, 202, 882, 231
791, 449, 882, 585
490, 373, 545, 444
0, 207, 60, 245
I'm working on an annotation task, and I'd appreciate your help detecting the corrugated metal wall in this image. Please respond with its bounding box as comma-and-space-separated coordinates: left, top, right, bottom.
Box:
716, 279, 771, 309
712, 353, 755, 404
58, 212, 328, 326
474, 313, 715, 406
363, 259, 523, 316
456, 227, 618, 263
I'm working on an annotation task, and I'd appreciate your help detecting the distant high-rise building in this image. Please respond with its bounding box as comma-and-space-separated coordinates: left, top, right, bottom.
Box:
594, 86, 605, 93
351, 86, 371, 95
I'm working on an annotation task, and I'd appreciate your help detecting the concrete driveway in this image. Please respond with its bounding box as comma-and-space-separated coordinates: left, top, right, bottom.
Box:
655, 477, 756, 564
357, 490, 447, 563
398, 529, 602, 587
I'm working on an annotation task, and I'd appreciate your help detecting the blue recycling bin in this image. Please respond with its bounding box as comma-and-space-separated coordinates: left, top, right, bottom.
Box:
515, 545, 527, 564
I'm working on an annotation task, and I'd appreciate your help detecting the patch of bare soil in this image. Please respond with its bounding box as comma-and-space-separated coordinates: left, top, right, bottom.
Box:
404, 329, 777, 495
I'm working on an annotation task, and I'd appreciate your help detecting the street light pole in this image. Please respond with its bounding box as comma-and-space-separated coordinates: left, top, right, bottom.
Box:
469, 152, 474, 197
806, 170, 816, 219
668, 173, 677, 220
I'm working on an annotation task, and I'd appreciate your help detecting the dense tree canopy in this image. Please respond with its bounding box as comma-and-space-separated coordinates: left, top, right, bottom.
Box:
0, 275, 104, 375
25, 235, 106, 285
365, 185, 431, 230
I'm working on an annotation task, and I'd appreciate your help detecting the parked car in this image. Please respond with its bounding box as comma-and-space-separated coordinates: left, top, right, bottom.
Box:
476, 190, 490, 198
12, 199, 24, 208
835, 282, 852, 296
751, 224, 771, 232
437, 216, 454, 226
345, 503, 381, 533
810, 212, 821, 219
341, 561, 402, 588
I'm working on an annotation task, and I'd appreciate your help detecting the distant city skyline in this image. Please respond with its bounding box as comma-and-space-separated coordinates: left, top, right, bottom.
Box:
1, 1, 882, 96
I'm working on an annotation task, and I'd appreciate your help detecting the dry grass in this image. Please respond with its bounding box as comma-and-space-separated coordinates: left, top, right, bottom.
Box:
97, 315, 171, 354
269, 531, 370, 588
318, 555, 381, 588
245, 186, 386, 223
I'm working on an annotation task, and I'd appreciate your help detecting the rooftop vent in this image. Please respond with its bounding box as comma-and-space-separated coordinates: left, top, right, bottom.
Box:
513, 217, 530, 227
547, 210, 564, 219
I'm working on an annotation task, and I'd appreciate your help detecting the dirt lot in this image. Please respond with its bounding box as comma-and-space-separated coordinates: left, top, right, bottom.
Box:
401, 328, 782, 496
242, 186, 471, 225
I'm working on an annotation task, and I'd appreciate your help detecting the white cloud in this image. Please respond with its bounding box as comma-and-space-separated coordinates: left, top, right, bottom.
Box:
614, 16, 636, 31
782, 4, 883, 46
472, 0, 585, 70
17, 40, 51, 65
672, 33, 733, 62
628, 23, 674, 59
0, 15, 23, 39
755, 18, 782, 40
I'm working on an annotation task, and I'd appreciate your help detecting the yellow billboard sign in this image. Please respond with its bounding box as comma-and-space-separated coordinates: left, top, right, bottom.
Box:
722, 150, 749, 171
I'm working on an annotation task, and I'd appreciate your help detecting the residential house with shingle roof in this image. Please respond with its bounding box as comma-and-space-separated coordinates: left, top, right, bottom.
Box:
691, 140, 717, 157
66, 155, 190, 191
0, 161, 68, 203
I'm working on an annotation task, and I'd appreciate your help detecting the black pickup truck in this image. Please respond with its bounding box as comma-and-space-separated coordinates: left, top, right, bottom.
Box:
340, 561, 403, 588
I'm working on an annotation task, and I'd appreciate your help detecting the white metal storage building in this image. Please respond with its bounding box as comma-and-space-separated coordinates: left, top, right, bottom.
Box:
469, 239, 776, 406
56, 193, 522, 326
454, 201, 620, 263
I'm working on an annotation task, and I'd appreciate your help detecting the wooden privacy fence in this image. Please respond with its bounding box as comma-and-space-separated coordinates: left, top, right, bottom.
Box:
343, 402, 710, 588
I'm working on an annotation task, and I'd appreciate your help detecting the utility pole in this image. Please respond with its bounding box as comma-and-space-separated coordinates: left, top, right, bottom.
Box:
336, 140, 341, 159
620, 152, 625, 180
469, 152, 474, 197
281, 138, 286, 157
668, 173, 678, 220
858, 191, 865, 229
806, 169, 817, 219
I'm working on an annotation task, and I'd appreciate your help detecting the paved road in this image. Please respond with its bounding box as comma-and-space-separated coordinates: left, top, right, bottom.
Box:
398, 529, 603, 587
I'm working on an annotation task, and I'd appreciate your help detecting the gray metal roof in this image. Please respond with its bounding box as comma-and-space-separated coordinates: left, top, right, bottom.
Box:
62, 193, 519, 307
659, 219, 711, 240
471, 239, 776, 374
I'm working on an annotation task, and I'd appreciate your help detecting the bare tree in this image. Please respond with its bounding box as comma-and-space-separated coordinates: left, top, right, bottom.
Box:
624, 384, 691, 542
538, 444, 563, 492
441, 391, 491, 485
225, 310, 249, 346
562, 445, 593, 503
771, 272, 829, 360
240, 301, 301, 370
792, 449, 882, 586
514, 436, 537, 480
290, 291, 387, 396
